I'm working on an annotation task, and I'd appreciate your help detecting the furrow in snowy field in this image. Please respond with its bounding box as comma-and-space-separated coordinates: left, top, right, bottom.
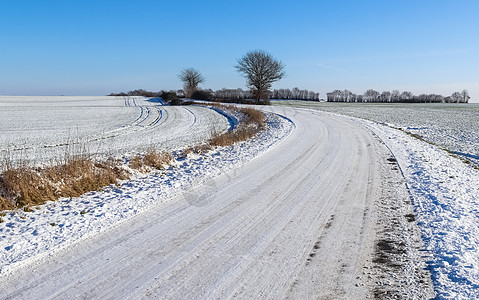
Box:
0, 96, 230, 165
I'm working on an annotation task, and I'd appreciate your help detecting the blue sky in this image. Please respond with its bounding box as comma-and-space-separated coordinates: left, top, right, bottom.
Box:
1, 0, 478, 102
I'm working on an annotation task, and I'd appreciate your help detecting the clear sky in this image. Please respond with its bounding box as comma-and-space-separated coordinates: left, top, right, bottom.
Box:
1, 0, 478, 102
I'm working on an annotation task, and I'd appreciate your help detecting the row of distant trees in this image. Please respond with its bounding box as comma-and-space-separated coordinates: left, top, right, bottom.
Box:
326, 89, 470, 103
109, 87, 319, 104
109, 89, 163, 97
270, 88, 320, 101
194, 88, 320, 102
110, 88, 470, 104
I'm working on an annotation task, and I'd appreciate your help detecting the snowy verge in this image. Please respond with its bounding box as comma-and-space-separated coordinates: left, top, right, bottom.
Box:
0, 111, 294, 276
312, 110, 479, 299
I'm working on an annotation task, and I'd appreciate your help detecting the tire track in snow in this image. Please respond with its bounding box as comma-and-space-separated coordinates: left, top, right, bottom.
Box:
1, 101, 227, 163
149, 108, 163, 126
183, 107, 197, 127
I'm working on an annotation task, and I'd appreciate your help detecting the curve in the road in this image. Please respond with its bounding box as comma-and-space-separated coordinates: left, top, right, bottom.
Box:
0, 107, 409, 298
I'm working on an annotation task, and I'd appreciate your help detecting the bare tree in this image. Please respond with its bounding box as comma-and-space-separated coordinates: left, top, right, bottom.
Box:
235, 50, 285, 103
327, 90, 342, 102
391, 90, 401, 102
364, 89, 380, 102
342, 90, 354, 102
460, 89, 471, 103
401, 91, 413, 101
178, 68, 205, 98
451, 91, 463, 103
380, 91, 391, 102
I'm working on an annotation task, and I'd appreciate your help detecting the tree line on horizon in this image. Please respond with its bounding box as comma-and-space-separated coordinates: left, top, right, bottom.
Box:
109, 49, 470, 105
108, 87, 320, 103
326, 89, 470, 103
109, 87, 470, 105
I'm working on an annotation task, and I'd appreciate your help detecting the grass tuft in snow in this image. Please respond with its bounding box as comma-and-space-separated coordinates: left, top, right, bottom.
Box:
129, 150, 174, 173
0, 194, 14, 210
183, 144, 213, 156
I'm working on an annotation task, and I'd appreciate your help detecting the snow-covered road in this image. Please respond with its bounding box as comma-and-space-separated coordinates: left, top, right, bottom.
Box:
0, 107, 431, 298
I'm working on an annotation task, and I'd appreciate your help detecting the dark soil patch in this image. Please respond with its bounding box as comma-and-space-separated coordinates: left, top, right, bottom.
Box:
405, 213, 416, 222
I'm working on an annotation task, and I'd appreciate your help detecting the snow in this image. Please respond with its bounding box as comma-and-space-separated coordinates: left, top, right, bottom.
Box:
359, 119, 479, 299
1, 105, 430, 299
0, 105, 293, 277
273, 101, 479, 166
0, 96, 230, 165
1, 98, 477, 297
279, 101, 479, 299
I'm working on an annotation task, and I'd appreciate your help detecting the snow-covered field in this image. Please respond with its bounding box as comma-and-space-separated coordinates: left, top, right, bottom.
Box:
0, 96, 230, 165
0, 100, 293, 275
276, 101, 479, 298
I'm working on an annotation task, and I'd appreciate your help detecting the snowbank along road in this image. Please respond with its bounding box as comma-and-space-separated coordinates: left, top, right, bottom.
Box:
0, 106, 433, 298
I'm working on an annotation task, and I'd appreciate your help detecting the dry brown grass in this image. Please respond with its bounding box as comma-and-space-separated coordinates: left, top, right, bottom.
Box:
0, 157, 129, 208
181, 104, 266, 151
240, 107, 265, 129
0, 148, 174, 211
54, 158, 129, 199
197, 102, 265, 127
208, 105, 266, 147
129, 149, 173, 172
144, 151, 173, 169
0, 167, 53, 207
0, 194, 14, 211
128, 156, 143, 170
184, 144, 213, 155
209, 127, 258, 147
